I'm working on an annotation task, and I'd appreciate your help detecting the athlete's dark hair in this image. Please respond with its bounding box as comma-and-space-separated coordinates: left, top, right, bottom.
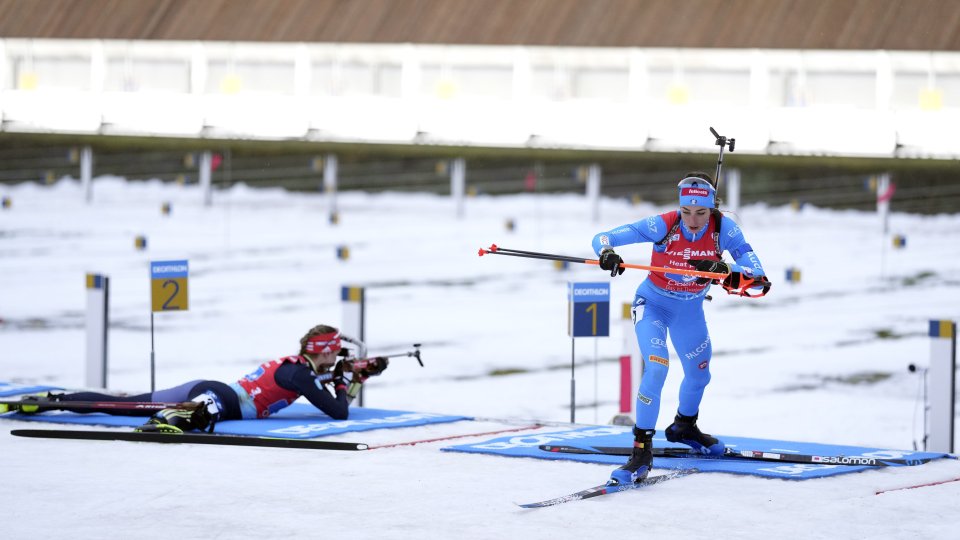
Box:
682, 171, 713, 184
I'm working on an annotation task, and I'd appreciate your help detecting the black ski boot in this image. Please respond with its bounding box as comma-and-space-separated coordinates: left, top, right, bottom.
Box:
664, 412, 725, 455
608, 426, 654, 485
20, 391, 64, 402
135, 406, 212, 434
9, 392, 65, 414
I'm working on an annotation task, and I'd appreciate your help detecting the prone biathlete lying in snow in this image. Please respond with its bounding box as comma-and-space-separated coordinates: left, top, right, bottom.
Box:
32, 324, 387, 433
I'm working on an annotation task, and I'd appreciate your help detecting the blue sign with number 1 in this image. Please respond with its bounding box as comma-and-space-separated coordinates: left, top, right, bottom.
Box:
568, 282, 610, 337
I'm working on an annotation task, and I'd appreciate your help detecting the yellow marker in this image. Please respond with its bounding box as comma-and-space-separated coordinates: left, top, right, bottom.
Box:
150, 260, 189, 312
668, 83, 690, 105
342, 286, 364, 302
930, 320, 954, 338
221, 74, 242, 94
920, 88, 943, 111
18, 72, 38, 90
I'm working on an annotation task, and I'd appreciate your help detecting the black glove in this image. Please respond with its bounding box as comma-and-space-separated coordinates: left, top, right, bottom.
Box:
722, 271, 745, 290
354, 357, 389, 383
598, 249, 624, 277
723, 271, 770, 292
331, 361, 348, 393
688, 259, 730, 284
365, 357, 389, 377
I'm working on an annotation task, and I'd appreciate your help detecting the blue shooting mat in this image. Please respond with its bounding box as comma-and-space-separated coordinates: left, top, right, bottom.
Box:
1, 402, 470, 439
0, 382, 64, 398
441, 425, 954, 479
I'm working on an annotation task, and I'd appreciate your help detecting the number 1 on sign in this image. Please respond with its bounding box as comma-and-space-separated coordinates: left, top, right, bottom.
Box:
586, 303, 597, 335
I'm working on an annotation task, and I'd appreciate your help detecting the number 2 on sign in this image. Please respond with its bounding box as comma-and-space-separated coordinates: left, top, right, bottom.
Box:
162, 279, 181, 310
585, 303, 597, 335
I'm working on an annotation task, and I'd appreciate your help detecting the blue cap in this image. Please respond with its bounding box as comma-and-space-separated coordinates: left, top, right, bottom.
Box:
678, 177, 716, 208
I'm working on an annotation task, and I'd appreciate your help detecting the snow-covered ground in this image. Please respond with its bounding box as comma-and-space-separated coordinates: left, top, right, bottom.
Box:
1, 177, 958, 539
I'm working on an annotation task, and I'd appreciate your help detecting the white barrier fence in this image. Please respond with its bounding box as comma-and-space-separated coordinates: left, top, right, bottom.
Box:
0, 39, 956, 159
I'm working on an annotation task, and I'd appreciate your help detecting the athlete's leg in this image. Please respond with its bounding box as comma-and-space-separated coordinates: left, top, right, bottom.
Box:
59, 391, 152, 402
186, 380, 242, 421
669, 305, 712, 417
150, 380, 204, 403
665, 301, 723, 454
137, 380, 235, 433
633, 295, 674, 430
611, 292, 676, 485
52, 381, 207, 420
56, 389, 156, 416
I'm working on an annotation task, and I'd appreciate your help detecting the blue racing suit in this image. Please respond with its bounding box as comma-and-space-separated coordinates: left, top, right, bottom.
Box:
592, 210, 765, 430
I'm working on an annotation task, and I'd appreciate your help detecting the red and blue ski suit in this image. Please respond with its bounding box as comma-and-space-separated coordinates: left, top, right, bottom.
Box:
592, 210, 765, 431
231, 356, 350, 420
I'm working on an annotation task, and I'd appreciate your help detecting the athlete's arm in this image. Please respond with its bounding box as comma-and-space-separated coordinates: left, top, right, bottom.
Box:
719, 216, 766, 278
275, 362, 350, 420
592, 215, 669, 255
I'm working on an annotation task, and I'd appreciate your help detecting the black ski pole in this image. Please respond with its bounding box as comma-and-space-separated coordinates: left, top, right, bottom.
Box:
709, 126, 735, 207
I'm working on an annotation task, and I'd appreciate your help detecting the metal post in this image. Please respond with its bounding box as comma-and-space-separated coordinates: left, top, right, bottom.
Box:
726, 168, 741, 215
80, 146, 93, 204
586, 164, 601, 223
324, 153, 338, 220
199, 151, 213, 207
85, 273, 109, 388
341, 286, 366, 405
594, 337, 599, 424
150, 312, 156, 392
451, 158, 466, 218
570, 337, 576, 424
876, 173, 893, 234
928, 320, 956, 453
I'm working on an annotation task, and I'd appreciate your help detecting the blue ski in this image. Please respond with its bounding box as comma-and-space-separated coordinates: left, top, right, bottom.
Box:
516, 468, 698, 508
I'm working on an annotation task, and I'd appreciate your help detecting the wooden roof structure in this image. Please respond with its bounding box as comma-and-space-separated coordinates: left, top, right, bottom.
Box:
0, 0, 957, 50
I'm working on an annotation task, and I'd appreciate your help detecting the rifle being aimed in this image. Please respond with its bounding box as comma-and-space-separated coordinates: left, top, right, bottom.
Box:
313, 344, 425, 384
337, 343, 424, 372
326, 344, 424, 403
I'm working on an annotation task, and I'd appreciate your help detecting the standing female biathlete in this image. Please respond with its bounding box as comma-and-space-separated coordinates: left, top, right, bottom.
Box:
592, 172, 769, 485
